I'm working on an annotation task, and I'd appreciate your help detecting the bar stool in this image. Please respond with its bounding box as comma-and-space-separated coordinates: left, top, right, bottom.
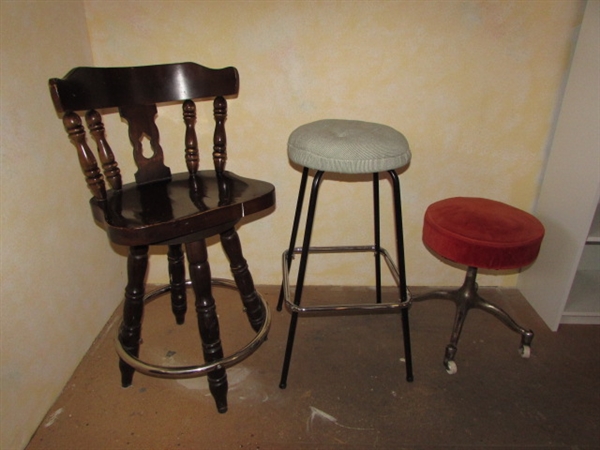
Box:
276, 119, 414, 389
413, 197, 545, 374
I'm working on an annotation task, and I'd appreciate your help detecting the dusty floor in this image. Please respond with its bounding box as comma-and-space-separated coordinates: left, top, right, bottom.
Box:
27, 285, 599, 449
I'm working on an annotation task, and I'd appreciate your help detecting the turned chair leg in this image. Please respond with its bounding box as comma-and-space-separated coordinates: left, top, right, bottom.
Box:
473, 286, 534, 356
220, 227, 265, 332
168, 244, 187, 325
185, 240, 228, 413
119, 245, 149, 388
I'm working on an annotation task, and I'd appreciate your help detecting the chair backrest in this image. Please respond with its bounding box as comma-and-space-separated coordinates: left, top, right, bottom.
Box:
49, 62, 240, 201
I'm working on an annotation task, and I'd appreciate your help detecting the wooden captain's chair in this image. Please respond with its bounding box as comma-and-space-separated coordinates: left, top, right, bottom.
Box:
49, 62, 275, 413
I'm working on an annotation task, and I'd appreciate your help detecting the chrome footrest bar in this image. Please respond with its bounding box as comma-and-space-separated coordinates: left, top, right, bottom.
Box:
281, 246, 412, 314
115, 278, 271, 379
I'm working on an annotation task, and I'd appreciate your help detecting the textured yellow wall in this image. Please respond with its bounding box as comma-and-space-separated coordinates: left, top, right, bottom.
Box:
0, 2, 584, 449
83, 0, 583, 288
0, 3, 125, 449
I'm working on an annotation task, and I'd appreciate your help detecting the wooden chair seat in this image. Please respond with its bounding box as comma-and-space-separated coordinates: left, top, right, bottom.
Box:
92, 171, 274, 246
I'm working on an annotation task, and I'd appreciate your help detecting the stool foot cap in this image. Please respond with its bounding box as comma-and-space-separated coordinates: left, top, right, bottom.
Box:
445, 360, 458, 375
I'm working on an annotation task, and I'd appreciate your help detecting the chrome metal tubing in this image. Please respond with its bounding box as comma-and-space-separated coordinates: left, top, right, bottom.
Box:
114, 278, 271, 379
281, 246, 411, 314
276, 167, 310, 312
289, 246, 401, 285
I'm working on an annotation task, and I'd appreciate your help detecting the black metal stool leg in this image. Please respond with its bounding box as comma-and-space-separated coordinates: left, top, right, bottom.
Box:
277, 167, 310, 312
373, 173, 382, 304
279, 170, 325, 389
389, 170, 414, 382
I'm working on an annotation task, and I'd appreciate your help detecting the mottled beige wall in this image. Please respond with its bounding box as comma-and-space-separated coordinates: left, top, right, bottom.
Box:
0, 3, 126, 449
0, 2, 585, 449
83, 0, 583, 288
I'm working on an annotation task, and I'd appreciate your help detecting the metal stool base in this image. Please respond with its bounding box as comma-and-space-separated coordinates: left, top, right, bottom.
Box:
412, 266, 533, 374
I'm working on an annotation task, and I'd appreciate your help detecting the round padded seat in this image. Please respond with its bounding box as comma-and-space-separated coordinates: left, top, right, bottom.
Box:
288, 119, 411, 174
422, 197, 545, 270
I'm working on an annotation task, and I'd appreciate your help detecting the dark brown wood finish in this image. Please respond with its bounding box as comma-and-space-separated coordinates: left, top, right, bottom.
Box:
49, 62, 275, 413
168, 244, 187, 325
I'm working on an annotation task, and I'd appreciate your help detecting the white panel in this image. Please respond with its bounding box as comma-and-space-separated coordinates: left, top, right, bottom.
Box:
518, 1, 600, 331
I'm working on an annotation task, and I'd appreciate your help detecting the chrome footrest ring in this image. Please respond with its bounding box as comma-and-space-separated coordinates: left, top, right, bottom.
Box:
282, 246, 412, 314
115, 278, 271, 379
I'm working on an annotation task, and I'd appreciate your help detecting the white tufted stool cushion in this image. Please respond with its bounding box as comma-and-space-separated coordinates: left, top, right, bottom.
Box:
288, 119, 411, 174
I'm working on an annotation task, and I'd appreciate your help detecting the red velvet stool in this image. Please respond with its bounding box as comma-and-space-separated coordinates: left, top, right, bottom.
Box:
413, 197, 545, 374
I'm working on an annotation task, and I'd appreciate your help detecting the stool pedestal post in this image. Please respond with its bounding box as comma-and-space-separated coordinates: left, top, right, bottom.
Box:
373, 173, 383, 303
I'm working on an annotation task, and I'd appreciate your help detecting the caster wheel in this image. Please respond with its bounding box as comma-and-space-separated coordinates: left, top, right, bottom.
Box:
445, 360, 457, 375
519, 345, 531, 359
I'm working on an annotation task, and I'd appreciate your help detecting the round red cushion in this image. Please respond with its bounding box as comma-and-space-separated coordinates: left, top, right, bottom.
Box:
422, 197, 545, 270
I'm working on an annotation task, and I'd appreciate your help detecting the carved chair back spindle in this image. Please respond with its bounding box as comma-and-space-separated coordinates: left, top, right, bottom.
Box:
49, 62, 239, 199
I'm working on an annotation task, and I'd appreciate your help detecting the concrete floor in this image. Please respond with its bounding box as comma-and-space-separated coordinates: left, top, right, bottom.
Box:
27, 285, 599, 449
